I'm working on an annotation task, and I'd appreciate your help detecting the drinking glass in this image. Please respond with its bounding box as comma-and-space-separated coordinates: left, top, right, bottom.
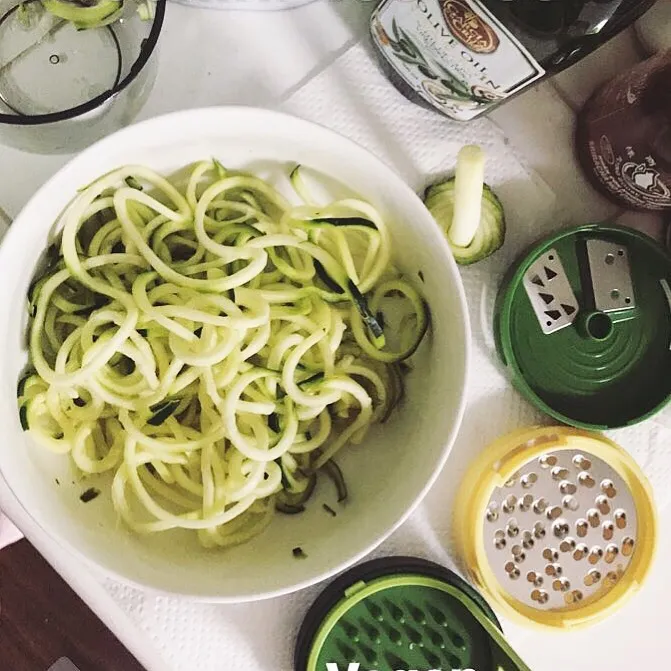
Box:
0, 0, 165, 153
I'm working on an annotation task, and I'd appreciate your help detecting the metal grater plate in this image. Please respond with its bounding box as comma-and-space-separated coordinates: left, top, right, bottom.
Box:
585, 239, 636, 312
523, 249, 579, 335
483, 449, 637, 610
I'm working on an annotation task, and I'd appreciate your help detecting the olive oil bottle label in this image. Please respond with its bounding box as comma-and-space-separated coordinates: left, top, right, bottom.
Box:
371, 0, 544, 120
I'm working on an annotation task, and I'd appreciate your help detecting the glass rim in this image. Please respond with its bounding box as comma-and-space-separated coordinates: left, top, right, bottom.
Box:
0, 0, 166, 127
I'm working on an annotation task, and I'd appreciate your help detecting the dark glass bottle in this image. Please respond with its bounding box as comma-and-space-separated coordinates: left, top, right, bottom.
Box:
576, 50, 671, 211
370, 0, 656, 121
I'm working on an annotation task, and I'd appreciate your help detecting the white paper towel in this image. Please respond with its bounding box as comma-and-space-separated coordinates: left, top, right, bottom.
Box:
102, 42, 671, 671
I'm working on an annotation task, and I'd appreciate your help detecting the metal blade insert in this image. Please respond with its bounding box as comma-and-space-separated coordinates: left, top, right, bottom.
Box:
523, 248, 579, 335
585, 239, 636, 312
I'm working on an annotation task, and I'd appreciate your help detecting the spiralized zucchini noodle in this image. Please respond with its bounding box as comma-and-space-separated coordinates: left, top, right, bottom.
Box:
17, 160, 429, 548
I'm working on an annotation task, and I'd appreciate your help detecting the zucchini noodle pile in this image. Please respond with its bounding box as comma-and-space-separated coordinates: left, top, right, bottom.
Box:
17, 160, 429, 548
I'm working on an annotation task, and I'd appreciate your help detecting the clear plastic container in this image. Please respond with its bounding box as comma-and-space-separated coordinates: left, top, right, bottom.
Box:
0, 0, 165, 153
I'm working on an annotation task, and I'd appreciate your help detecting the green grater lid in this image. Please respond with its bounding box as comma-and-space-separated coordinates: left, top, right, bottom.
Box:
295, 557, 531, 671
494, 224, 671, 430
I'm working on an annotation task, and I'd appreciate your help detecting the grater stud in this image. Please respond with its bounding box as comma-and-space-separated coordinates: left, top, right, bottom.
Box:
551, 467, 570, 481
521, 473, 538, 489
547, 506, 563, 521
503, 495, 518, 514
542, 548, 559, 562
622, 537, 635, 557
578, 472, 596, 488
572, 455, 592, 471
539, 455, 558, 469
584, 569, 601, 587
552, 578, 571, 593
527, 571, 543, 587
560, 480, 578, 495
588, 546, 604, 565
595, 495, 611, 515
506, 519, 520, 538
587, 509, 600, 528
576, 519, 589, 537
545, 563, 562, 577
563, 495, 579, 511
601, 480, 617, 498
602, 521, 615, 542
511, 546, 527, 564
522, 532, 535, 550
605, 571, 619, 588
533, 498, 549, 515
552, 521, 570, 539
530, 589, 550, 605
564, 592, 575, 605
533, 521, 546, 539
614, 510, 627, 529
573, 544, 589, 561
519, 494, 534, 512
604, 544, 619, 564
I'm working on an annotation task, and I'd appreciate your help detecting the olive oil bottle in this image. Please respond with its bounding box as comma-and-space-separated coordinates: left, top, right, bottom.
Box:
371, 0, 656, 121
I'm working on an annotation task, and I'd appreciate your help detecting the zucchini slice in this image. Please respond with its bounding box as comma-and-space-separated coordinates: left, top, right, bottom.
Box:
147, 399, 180, 426
42, 0, 123, 28
275, 465, 317, 514
424, 177, 505, 266
321, 459, 348, 503
347, 280, 385, 349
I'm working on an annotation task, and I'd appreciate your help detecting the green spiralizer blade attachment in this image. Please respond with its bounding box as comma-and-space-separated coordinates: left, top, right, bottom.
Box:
295, 557, 530, 671
495, 224, 671, 429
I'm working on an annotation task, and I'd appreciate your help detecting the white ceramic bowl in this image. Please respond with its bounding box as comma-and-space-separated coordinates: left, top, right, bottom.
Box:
0, 108, 469, 602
